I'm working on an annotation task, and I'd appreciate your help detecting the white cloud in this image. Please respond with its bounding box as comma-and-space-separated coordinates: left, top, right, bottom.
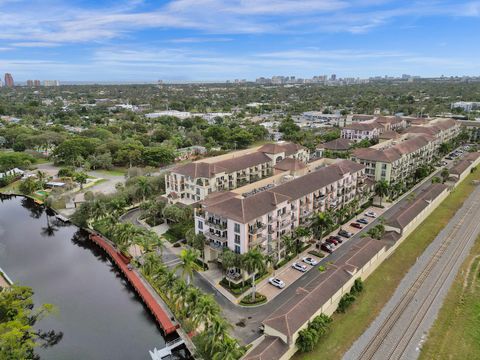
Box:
0, 0, 478, 46
11, 42, 61, 47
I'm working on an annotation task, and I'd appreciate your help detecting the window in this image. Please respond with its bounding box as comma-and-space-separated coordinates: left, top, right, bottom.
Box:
234, 223, 240, 233
234, 245, 241, 254
198, 221, 203, 230
234, 234, 240, 244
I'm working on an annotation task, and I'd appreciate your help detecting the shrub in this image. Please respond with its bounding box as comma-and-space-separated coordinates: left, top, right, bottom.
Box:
318, 266, 326, 272
337, 292, 356, 313
240, 292, 266, 305
350, 278, 364, 295
308, 250, 325, 258
296, 314, 332, 352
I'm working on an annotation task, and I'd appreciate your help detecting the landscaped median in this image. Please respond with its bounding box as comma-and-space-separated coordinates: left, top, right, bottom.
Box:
294, 169, 480, 360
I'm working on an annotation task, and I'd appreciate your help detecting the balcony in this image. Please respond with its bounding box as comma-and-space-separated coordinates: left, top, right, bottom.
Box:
248, 222, 265, 234
208, 239, 228, 251
278, 212, 289, 220
205, 231, 228, 243
249, 236, 266, 248
207, 219, 227, 230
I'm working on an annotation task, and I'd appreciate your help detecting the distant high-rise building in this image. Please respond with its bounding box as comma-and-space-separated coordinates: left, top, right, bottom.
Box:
26, 80, 34, 87
330, 74, 337, 81
34, 80, 41, 87
43, 80, 60, 86
4, 73, 14, 87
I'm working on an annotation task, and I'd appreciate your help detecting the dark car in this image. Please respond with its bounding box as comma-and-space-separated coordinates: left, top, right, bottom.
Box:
330, 235, 343, 243
338, 229, 353, 238
357, 218, 369, 225
351, 222, 363, 229
325, 237, 339, 246
320, 243, 334, 254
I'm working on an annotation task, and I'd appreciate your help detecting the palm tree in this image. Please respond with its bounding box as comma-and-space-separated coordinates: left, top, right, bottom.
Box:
220, 249, 238, 286
176, 248, 199, 285
136, 176, 153, 202
281, 235, 295, 258
90, 199, 107, 224
184, 287, 202, 321
294, 226, 311, 250
310, 211, 334, 241
186, 229, 207, 268
194, 294, 220, 329
157, 270, 177, 300
36, 170, 48, 189
374, 180, 390, 206
212, 337, 246, 360
171, 279, 188, 314
242, 249, 265, 302
141, 252, 163, 277
335, 207, 348, 224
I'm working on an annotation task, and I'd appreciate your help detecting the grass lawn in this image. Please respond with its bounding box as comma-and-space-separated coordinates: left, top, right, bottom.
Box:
94, 168, 127, 176
0, 179, 21, 193
419, 233, 480, 360
295, 170, 480, 360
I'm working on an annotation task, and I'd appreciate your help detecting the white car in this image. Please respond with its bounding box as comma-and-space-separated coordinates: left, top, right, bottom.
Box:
292, 262, 307, 272
302, 257, 318, 266
268, 277, 285, 289
365, 211, 377, 218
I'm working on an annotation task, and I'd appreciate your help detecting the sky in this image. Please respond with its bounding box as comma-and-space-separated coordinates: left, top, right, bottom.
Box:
0, 0, 479, 82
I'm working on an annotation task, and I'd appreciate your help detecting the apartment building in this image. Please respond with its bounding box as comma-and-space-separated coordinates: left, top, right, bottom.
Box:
194, 160, 368, 263
165, 142, 308, 204
404, 118, 461, 145
341, 116, 408, 142
351, 134, 436, 184
341, 122, 383, 142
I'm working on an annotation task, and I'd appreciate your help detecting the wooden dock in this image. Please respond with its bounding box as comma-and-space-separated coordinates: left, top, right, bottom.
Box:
89, 233, 178, 335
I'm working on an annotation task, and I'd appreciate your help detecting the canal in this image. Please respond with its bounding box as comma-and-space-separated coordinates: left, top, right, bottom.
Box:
0, 195, 187, 360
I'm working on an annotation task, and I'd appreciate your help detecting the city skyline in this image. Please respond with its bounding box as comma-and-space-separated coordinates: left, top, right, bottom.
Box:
0, 0, 479, 81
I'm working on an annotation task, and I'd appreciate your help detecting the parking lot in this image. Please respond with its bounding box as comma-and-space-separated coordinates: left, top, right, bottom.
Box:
255, 205, 388, 301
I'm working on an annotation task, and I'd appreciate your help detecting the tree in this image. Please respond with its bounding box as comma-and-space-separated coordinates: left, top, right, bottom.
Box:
296, 328, 318, 352
36, 170, 48, 189
374, 180, 389, 206
212, 336, 246, 360
220, 249, 238, 286
282, 235, 296, 258
136, 176, 153, 202
310, 211, 334, 241
0, 285, 63, 359
176, 248, 199, 285
441, 168, 450, 183
241, 249, 265, 302
431, 176, 441, 184
74, 172, 88, 190
19, 177, 39, 195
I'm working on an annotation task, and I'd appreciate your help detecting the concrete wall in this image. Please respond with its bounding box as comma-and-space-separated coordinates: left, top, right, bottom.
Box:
451, 156, 480, 185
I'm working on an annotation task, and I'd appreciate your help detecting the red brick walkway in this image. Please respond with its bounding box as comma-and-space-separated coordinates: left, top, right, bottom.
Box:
89, 234, 177, 335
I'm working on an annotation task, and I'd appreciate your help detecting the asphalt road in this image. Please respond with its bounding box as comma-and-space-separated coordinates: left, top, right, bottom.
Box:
344, 181, 480, 360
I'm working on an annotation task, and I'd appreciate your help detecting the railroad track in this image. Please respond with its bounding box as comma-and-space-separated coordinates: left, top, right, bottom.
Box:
356, 191, 480, 360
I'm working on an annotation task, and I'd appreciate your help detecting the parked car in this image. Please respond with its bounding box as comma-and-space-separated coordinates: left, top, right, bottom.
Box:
302, 257, 318, 266
441, 161, 448, 166
292, 262, 307, 272
351, 222, 363, 229
357, 218, 369, 225
325, 236, 339, 245
321, 243, 334, 253
338, 229, 353, 238
365, 211, 377, 218
268, 277, 285, 289
445, 156, 453, 160
330, 235, 343, 243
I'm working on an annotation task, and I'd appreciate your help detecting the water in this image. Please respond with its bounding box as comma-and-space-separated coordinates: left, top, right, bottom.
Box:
0, 195, 187, 360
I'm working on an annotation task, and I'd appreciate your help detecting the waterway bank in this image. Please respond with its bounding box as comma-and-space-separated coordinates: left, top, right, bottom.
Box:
0, 194, 189, 359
